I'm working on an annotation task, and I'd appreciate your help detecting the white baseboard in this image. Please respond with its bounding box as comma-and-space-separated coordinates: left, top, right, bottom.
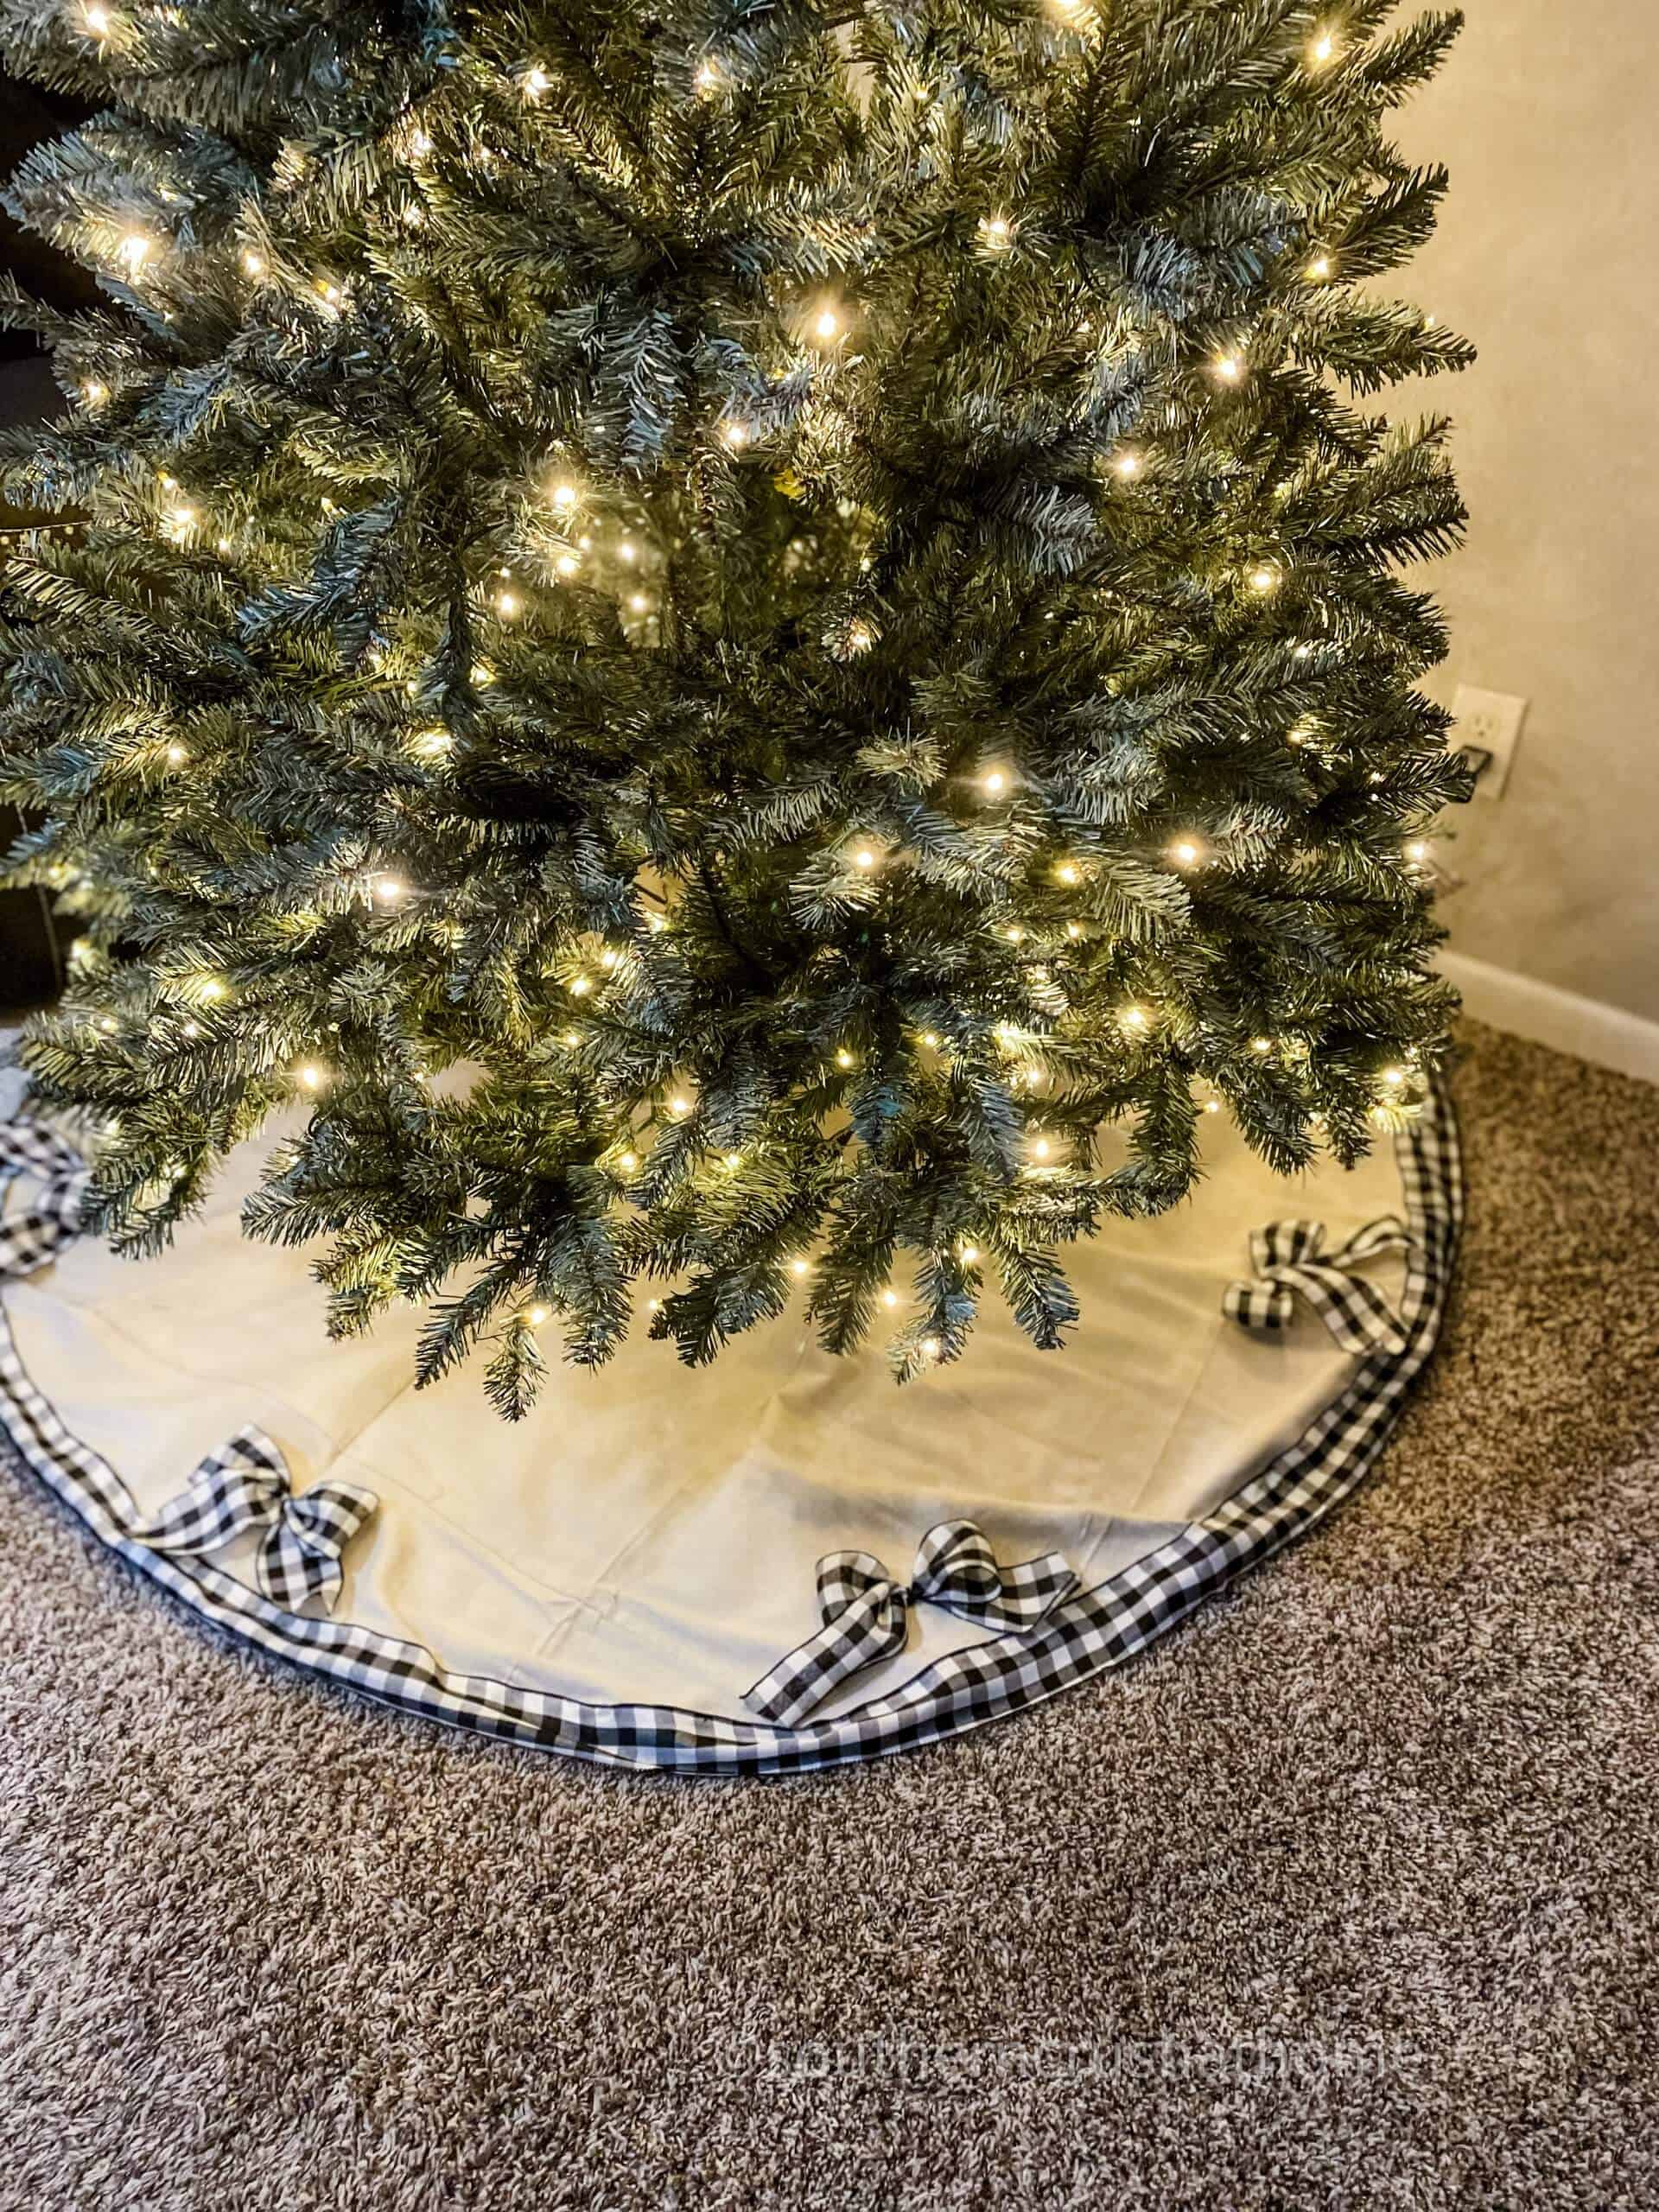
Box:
1440, 950, 1659, 1085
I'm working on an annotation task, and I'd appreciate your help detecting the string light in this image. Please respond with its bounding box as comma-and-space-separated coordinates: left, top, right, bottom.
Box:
523, 63, 550, 99
569, 976, 591, 996
881, 1288, 900, 1308
842, 619, 875, 655
978, 214, 1014, 252
1250, 1036, 1273, 1055
82, 380, 106, 405
980, 766, 1008, 795
668, 1095, 690, 1117
374, 875, 404, 904
851, 846, 876, 871
628, 591, 651, 613
812, 307, 843, 343
556, 553, 581, 578
1306, 254, 1333, 281
1380, 1065, 1407, 1090
83, 3, 111, 31
919, 1031, 939, 1049
1213, 353, 1243, 383
722, 1152, 741, 1171
1112, 451, 1141, 478
1029, 1135, 1053, 1161
165, 743, 188, 766
296, 1062, 326, 1091
920, 1338, 942, 1362
1404, 838, 1432, 865
1310, 28, 1338, 66
1249, 564, 1281, 594
720, 419, 749, 450
694, 60, 722, 96
790, 1257, 810, 1278
1203, 1097, 1222, 1115
527, 1304, 550, 1326
1065, 921, 1084, 939
958, 1243, 980, 1264
1055, 860, 1081, 886
117, 232, 150, 270
550, 480, 580, 511
496, 588, 519, 618
618, 1150, 639, 1172
197, 978, 226, 1001
1169, 837, 1203, 868
618, 539, 637, 563
1119, 1004, 1149, 1034
835, 1047, 855, 1069
412, 728, 451, 758
241, 249, 264, 276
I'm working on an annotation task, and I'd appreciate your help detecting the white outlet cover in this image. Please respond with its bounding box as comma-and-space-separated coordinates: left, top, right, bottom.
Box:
1452, 683, 1529, 801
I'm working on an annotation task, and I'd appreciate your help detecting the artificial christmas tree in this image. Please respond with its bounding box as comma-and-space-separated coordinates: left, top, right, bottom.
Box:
1, 0, 1471, 1421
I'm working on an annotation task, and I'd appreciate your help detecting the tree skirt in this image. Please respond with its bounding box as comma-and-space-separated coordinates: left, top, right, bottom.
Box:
0, 1074, 1459, 1774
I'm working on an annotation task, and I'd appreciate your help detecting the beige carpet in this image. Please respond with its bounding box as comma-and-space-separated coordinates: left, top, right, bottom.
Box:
2, 1020, 1656, 2211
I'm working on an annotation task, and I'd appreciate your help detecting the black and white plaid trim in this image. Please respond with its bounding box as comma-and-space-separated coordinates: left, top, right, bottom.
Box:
744, 1519, 1077, 1727
130, 1423, 377, 1614
0, 1086, 1462, 1774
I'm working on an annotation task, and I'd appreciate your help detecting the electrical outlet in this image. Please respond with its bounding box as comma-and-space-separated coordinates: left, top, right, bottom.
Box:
1451, 684, 1529, 801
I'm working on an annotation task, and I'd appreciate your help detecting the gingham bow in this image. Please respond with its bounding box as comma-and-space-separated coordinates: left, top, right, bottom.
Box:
132, 1424, 377, 1615
1224, 1215, 1414, 1358
0, 1121, 90, 1278
744, 1520, 1077, 1728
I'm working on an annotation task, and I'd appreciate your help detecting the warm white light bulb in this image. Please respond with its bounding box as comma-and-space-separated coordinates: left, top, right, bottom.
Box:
981, 767, 1007, 795
1120, 1005, 1148, 1033
881, 1288, 899, 1308
1214, 353, 1243, 383
241, 248, 264, 276
524, 63, 550, 98
669, 1095, 690, 1117
569, 976, 591, 996
550, 480, 578, 510
920, 1031, 939, 1049
722, 1151, 741, 1171
695, 60, 721, 95
1311, 29, 1337, 65
619, 1150, 639, 1172
84, 3, 111, 31
1249, 565, 1281, 594
374, 876, 404, 904
1306, 255, 1332, 281
814, 308, 842, 342
496, 589, 519, 618
959, 1243, 980, 1264
1030, 1135, 1052, 1160
1170, 838, 1202, 868
721, 419, 749, 449
118, 233, 150, 270
1113, 451, 1141, 478
836, 1047, 855, 1069
297, 1062, 325, 1090
527, 1304, 550, 1326
920, 1337, 942, 1361
619, 539, 636, 563
790, 1256, 810, 1277
555, 553, 580, 577
978, 214, 1013, 251
1055, 860, 1081, 886
853, 847, 875, 870
1251, 1036, 1273, 1055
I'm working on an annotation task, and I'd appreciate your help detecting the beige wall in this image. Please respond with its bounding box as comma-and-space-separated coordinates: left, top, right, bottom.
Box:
1395, 0, 1659, 1021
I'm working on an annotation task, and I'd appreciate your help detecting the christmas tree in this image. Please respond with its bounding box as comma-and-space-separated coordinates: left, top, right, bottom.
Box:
0, 0, 1472, 1414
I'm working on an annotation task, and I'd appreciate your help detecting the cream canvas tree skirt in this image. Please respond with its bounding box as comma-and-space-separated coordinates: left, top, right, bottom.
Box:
0, 1073, 1459, 1774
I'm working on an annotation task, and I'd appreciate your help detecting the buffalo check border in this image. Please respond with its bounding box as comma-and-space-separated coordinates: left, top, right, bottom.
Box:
0, 1085, 1460, 1776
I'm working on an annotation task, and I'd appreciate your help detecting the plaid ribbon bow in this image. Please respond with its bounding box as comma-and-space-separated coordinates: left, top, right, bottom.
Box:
0, 1121, 90, 1279
1224, 1215, 1414, 1358
132, 1424, 378, 1615
744, 1520, 1077, 1728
